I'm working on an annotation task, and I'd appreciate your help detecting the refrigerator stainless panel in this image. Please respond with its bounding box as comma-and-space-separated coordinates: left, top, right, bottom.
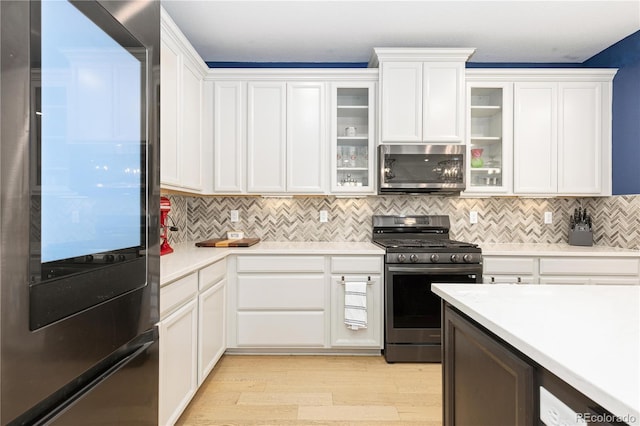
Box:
0, 1, 160, 423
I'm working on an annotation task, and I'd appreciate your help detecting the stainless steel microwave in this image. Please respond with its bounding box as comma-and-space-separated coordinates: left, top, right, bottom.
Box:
378, 144, 465, 194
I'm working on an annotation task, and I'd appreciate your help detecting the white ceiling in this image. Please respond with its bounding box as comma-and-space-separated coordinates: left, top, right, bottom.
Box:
162, 1, 640, 65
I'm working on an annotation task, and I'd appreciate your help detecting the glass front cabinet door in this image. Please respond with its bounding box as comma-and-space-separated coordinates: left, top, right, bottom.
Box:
465, 81, 513, 195
331, 82, 376, 194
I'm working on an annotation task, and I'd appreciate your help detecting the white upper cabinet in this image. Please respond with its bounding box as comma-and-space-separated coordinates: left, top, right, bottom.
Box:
373, 48, 475, 143
160, 33, 180, 187
422, 62, 466, 142
213, 81, 245, 193
180, 59, 204, 190
246, 81, 288, 193
513, 75, 613, 196
465, 69, 615, 197
247, 81, 326, 194
464, 81, 514, 195
211, 70, 362, 195
160, 8, 209, 193
557, 82, 603, 194
331, 81, 376, 194
513, 82, 558, 194
286, 82, 326, 193
380, 62, 423, 142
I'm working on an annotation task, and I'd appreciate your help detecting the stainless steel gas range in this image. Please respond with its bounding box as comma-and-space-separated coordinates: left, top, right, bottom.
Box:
372, 215, 482, 363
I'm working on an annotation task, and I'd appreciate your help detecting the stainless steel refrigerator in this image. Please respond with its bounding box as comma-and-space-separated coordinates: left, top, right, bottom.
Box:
0, 1, 160, 424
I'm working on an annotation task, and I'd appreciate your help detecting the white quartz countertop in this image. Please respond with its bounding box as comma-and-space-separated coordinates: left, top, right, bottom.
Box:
160, 241, 384, 286
432, 283, 640, 425
480, 243, 640, 257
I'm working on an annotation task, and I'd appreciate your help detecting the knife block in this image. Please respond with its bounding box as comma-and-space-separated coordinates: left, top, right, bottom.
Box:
568, 228, 593, 246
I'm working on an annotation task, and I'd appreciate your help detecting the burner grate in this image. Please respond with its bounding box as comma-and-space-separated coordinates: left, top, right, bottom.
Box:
376, 238, 478, 250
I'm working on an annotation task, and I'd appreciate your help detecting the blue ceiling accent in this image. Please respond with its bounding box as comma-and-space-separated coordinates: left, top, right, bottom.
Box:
207, 61, 587, 69
207, 61, 369, 68
466, 62, 583, 68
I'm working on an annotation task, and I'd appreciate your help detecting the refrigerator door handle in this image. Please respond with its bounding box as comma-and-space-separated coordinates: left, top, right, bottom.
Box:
25, 329, 157, 426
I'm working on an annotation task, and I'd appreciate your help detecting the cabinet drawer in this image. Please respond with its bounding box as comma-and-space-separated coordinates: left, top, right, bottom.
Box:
237, 275, 325, 309
590, 277, 640, 285
160, 272, 198, 319
483, 257, 536, 275
484, 275, 535, 284
539, 276, 591, 285
331, 256, 382, 274
237, 311, 325, 346
539, 257, 640, 276
237, 255, 325, 273
199, 259, 226, 291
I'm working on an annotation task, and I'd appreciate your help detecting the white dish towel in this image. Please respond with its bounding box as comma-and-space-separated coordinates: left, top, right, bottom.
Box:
344, 281, 368, 330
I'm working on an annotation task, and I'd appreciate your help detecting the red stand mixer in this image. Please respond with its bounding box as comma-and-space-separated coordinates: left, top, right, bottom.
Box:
160, 196, 174, 255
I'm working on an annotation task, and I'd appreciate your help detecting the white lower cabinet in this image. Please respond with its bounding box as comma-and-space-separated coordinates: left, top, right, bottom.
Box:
330, 274, 382, 347
538, 257, 640, 285
233, 255, 326, 348
228, 254, 384, 351
235, 274, 326, 346
483, 256, 536, 284
159, 299, 198, 426
159, 258, 227, 425
483, 254, 640, 285
237, 311, 325, 347
198, 279, 226, 383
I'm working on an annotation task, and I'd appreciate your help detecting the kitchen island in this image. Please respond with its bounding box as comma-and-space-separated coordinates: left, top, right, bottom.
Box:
432, 283, 639, 426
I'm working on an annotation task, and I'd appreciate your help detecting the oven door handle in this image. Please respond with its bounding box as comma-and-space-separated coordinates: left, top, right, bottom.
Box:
387, 265, 482, 274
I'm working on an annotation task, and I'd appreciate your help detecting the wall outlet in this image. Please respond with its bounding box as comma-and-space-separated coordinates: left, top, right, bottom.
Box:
319, 210, 328, 223
470, 211, 478, 224
544, 211, 553, 224
230, 210, 239, 222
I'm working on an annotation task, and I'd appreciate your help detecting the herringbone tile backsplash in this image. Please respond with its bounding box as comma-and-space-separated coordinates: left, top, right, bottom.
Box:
165, 194, 640, 250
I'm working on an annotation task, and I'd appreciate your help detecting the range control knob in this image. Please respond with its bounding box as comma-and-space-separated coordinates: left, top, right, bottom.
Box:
450, 254, 459, 263
430, 254, 439, 263
397, 254, 406, 263
463, 254, 473, 263
409, 254, 419, 263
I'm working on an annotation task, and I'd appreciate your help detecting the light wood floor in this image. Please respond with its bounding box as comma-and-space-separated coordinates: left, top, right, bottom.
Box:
176, 354, 442, 426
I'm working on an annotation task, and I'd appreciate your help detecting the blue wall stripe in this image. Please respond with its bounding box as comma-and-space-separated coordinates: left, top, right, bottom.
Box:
584, 30, 640, 195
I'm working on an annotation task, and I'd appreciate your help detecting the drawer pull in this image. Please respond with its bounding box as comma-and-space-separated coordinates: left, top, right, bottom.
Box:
341, 276, 372, 285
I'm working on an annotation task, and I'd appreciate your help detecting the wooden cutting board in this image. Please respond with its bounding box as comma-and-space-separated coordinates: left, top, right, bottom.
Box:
195, 238, 260, 248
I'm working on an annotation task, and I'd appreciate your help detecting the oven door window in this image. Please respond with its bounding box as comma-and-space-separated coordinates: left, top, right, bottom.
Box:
390, 273, 478, 330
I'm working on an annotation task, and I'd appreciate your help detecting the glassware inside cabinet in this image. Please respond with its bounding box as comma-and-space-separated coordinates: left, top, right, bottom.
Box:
469, 87, 503, 188
335, 87, 370, 189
